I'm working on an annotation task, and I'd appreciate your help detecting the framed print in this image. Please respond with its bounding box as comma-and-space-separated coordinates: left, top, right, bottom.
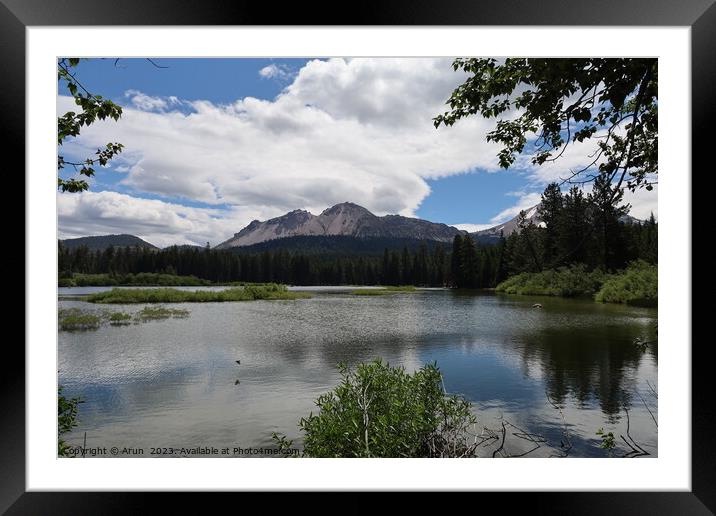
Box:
5, 0, 712, 512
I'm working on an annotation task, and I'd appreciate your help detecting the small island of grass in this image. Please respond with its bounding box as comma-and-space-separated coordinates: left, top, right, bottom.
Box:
351, 285, 417, 296
59, 306, 191, 331
85, 283, 312, 304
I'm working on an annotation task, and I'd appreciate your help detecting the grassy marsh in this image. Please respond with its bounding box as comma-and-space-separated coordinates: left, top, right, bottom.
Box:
85, 283, 311, 304
351, 285, 418, 296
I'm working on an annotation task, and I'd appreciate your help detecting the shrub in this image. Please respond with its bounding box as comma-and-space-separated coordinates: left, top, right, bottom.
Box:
595, 260, 657, 306
58, 387, 82, 456
496, 264, 606, 297
279, 360, 478, 457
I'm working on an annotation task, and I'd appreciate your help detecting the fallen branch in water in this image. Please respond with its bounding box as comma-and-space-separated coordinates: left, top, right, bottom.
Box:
546, 391, 573, 457
492, 420, 508, 458
504, 421, 546, 457
620, 408, 650, 458
636, 388, 658, 428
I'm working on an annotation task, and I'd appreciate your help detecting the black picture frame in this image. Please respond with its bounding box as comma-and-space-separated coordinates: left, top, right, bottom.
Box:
5, 0, 712, 513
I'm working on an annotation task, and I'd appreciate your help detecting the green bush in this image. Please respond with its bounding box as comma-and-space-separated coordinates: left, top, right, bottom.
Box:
595, 261, 657, 306
58, 387, 82, 456
280, 360, 478, 457
495, 264, 606, 297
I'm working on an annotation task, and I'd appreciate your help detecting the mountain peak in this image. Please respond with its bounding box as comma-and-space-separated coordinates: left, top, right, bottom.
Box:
320, 202, 372, 215
215, 202, 464, 249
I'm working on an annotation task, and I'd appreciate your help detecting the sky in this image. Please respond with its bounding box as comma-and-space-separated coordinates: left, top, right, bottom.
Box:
57, 58, 658, 247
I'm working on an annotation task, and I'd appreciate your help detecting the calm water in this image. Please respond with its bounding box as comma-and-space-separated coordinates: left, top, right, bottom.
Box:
58, 287, 657, 458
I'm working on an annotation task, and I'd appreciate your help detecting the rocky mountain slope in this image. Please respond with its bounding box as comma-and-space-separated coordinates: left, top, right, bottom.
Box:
215, 202, 464, 249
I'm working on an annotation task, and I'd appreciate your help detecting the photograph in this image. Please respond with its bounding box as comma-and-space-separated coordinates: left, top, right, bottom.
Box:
55, 56, 659, 459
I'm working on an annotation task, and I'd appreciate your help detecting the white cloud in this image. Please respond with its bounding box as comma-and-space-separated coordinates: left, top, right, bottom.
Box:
489, 192, 543, 224
124, 89, 169, 112
623, 185, 658, 220
58, 58, 507, 243
258, 64, 293, 81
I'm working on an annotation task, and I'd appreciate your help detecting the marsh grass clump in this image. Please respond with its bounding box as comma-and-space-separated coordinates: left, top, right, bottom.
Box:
85, 284, 311, 304
107, 311, 133, 325
351, 289, 392, 296
351, 285, 418, 296
58, 306, 191, 331
135, 306, 190, 321
58, 308, 103, 331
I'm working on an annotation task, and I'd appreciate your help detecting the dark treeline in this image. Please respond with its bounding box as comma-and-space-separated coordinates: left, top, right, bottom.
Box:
59, 181, 657, 288
59, 241, 463, 287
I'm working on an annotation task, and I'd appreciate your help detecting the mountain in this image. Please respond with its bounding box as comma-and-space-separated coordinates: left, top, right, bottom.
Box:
215, 202, 465, 249
472, 205, 542, 241
471, 204, 643, 243
59, 234, 158, 251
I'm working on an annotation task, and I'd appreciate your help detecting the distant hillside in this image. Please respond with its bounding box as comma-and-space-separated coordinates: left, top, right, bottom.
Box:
164, 244, 207, 251
228, 235, 453, 257
59, 234, 158, 251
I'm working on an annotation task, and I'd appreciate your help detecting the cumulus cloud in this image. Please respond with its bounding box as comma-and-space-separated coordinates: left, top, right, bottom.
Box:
124, 89, 169, 112
623, 185, 658, 220
258, 64, 293, 81
488, 192, 543, 224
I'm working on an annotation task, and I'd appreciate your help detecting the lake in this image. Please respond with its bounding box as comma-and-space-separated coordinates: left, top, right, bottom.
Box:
58, 287, 658, 458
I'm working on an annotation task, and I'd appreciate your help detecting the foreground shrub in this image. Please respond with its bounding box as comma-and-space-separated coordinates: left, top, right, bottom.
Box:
595, 261, 657, 307
58, 387, 82, 456
276, 360, 478, 457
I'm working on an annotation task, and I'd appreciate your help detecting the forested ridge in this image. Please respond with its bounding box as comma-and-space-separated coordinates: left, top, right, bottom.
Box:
59, 182, 656, 289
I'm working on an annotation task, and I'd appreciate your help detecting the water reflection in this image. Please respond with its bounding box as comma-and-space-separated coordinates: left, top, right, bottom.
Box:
58, 288, 657, 457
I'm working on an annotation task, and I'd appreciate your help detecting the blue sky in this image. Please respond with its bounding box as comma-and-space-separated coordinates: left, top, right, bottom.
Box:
57, 58, 656, 246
